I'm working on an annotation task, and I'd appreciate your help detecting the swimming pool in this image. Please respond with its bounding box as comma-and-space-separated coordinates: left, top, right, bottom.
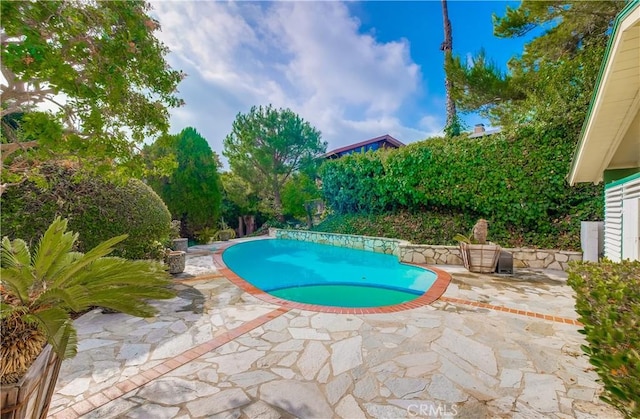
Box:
221, 239, 437, 308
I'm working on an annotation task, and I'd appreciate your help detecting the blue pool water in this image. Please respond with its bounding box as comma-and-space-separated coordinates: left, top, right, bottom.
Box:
222, 239, 437, 307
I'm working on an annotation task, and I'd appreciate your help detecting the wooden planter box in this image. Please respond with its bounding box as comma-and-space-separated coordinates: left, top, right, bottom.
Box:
460, 242, 501, 273
1, 345, 62, 419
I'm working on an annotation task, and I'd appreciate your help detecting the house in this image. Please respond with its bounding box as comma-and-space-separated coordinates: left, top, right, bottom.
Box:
468, 123, 502, 139
322, 134, 404, 159
568, 0, 640, 262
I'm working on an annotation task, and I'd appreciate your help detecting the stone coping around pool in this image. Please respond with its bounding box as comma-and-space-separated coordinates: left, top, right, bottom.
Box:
269, 228, 408, 256
213, 239, 452, 314
270, 229, 582, 271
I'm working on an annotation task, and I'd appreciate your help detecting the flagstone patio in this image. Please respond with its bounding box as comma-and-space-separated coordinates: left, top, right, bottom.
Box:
47, 240, 621, 419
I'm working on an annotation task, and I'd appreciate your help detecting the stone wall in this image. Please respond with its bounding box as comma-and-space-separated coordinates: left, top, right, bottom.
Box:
399, 244, 464, 266
270, 229, 405, 256
269, 229, 582, 271
507, 248, 582, 271
400, 244, 582, 271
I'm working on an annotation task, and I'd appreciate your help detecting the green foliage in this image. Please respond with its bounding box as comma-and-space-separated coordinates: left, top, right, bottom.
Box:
314, 211, 474, 244
1, 0, 184, 189
1, 163, 171, 260
446, 1, 624, 131
281, 173, 322, 220
443, 113, 466, 139
567, 260, 640, 418
169, 220, 182, 240
219, 171, 265, 229
218, 171, 274, 234
205, 218, 235, 241
452, 233, 473, 244
445, 51, 524, 119
223, 105, 327, 220
213, 228, 237, 241
493, 1, 623, 65
315, 210, 581, 249
194, 227, 217, 244
319, 127, 602, 249
145, 127, 222, 238
0, 217, 174, 381
319, 150, 393, 214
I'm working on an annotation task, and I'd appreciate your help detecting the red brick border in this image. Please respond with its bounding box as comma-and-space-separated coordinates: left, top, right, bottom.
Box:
50, 306, 290, 419
439, 296, 582, 326
213, 241, 452, 314
50, 240, 582, 418
213, 239, 581, 325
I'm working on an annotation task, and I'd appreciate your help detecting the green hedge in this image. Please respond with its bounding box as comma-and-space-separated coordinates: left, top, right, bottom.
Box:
314, 211, 583, 249
1, 164, 171, 260
567, 260, 640, 418
319, 126, 603, 249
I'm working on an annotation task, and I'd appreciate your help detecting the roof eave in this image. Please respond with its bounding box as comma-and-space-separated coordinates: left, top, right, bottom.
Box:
569, 0, 640, 185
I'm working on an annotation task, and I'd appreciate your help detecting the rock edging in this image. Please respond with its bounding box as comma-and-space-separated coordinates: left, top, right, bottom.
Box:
269, 229, 582, 271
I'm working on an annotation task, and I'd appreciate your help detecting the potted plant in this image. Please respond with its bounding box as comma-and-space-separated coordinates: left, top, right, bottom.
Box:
214, 219, 236, 242
169, 220, 188, 252
0, 217, 175, 418
454, 219, 501, 273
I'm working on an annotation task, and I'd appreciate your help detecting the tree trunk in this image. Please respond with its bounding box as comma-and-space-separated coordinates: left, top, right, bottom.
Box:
243, 215, 255, 235
273, 185, 284, 222
441, 0, 458, 136
304, 202, 313, 229
238, 216, 245, 237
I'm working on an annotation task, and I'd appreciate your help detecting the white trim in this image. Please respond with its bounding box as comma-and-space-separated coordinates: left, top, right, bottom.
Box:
569, 4, 640, 185
604, 176, 640, 261
598, 89, 640, 176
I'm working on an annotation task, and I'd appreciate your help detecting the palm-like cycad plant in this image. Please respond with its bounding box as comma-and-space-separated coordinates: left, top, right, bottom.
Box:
0, 217, 175, 384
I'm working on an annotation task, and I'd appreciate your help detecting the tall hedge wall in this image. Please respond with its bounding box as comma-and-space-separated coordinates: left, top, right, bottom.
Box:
319, 127, 603, 249
1, 164, 171, 260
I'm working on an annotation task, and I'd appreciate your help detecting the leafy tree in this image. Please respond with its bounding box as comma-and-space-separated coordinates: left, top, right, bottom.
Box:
220, 172, 260, 224
281, 172, 322, 226
223, 105, 327, 221
219, 171, 279, 235
145, 127, 222, 238
446, 0, 624, 132
0, 0, 184, 194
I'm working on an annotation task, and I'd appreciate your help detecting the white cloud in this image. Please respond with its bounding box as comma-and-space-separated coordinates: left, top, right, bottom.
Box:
266, 2, 419, 115
150, 0, 439, 160
418, 115, 444, 138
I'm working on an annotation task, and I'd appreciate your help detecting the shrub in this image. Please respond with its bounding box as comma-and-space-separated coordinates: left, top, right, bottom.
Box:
567, 260, 640, 418
319, 126, 603, 249
314, 211, 583, 250
1, 163, 171, 260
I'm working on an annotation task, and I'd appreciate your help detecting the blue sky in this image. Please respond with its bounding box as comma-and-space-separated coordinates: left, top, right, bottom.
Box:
150, 1, 527, 160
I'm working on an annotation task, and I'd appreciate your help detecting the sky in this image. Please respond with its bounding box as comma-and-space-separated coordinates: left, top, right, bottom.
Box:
149, 0, 528, 160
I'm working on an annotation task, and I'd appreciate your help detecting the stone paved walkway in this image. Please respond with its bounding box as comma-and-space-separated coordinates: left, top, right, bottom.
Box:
48, 240, 621, 419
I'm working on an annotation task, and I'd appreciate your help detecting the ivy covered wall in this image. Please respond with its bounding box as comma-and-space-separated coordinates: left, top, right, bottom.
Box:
318, 127, 603, 250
